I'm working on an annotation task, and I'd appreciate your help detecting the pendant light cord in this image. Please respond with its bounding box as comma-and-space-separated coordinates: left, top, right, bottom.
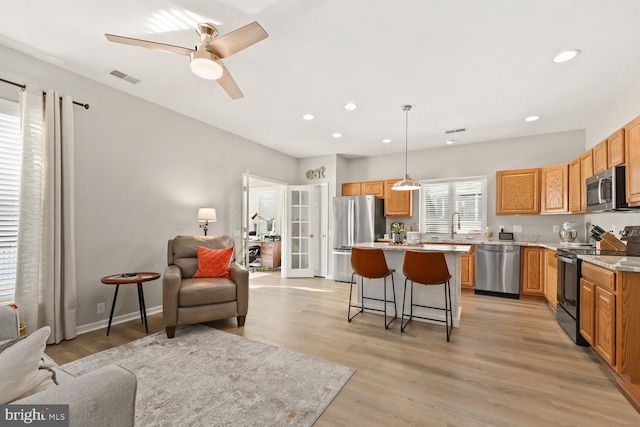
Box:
403, 105, 412, 177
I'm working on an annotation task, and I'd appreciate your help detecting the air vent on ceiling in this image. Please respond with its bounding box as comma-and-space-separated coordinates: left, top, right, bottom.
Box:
108, 69, 140, 84
445, 128, 466, 134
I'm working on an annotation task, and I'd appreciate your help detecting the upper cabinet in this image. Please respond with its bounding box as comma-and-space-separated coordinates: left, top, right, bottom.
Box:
580, 150, 594, 212
341, 179, 412, 216
569, 158, 581, 213
541, 163, 569, 214
626, 116, 640, 206
383, 179, 413, 216
593, 139, 608, 174
496, 168, 540, 215
608, 129, 625, 168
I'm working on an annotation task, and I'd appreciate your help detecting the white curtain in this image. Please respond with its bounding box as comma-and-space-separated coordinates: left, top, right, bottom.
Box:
15, 85, 77, 344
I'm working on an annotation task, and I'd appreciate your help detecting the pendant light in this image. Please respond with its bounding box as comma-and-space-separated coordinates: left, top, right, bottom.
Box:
392, 104, 421, 191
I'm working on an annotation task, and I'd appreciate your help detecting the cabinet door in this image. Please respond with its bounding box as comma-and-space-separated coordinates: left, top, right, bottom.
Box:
580, 279, 595, 345
342, 183, 361, 196
608, 129, 625, 167
496, 169, 540, 214
580, 150, 594, 212
460, 251, 475, 290
569, 158, 581, 213
626, 116, 640, 206
594, 286, 616, 366
541, 163, 569, 214
521, 247, 544, 295
361, 181, 385, 197
593, 139, 608, 174
544, 249, 557, 308
383, 180, 413, 216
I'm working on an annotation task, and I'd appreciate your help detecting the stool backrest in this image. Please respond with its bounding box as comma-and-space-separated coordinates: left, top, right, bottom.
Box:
351, 247, 392, 279
403, 251, 451, 285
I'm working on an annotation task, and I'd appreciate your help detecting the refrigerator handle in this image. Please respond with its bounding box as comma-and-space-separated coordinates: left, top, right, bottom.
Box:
348, 199, 354, 247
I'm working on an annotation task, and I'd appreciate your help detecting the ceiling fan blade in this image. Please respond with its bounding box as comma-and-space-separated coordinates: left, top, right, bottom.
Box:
217, 63, 244, 99
105, 34, 194, 56
205, 21, 268, 58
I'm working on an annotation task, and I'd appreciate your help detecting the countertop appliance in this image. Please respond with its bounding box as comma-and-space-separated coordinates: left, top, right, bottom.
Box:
332, 195, 385, 282
475, 244, 520, 298
556, 249, 589, 346
586, 165, 637, 212
559, 221, 577, 243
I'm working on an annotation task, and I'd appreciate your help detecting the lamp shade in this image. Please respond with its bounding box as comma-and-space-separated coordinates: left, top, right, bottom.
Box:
190, 49, 223, 80
197, 208, 217, 222
392, 174, 421, 191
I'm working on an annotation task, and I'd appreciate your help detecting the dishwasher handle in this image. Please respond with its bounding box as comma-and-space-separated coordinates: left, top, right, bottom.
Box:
477, 244, 520, 252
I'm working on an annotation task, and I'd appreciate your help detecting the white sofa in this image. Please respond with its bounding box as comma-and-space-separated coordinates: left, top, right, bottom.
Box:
0, 305, 137, 427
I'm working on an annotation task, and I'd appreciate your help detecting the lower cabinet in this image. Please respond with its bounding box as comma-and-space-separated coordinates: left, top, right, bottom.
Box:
460, 246, 475, 292
521, 247, 545, 296
580, 261, 617, 368
544, 249, 557, 308
260, 241, 281, 271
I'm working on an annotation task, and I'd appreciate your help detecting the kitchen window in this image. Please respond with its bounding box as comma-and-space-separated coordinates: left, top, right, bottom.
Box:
419, 176, 487, 235
0, 98, 21, 304
253, 188, 277, 235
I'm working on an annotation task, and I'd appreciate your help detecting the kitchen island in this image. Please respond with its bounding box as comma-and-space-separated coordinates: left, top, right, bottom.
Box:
352, 242, 471, 328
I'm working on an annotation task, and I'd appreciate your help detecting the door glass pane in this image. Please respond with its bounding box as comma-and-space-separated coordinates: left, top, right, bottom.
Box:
301, 191, 309, 205
301, 239, 309, 253
292, 191, 300, 205
301, 254, 309, 269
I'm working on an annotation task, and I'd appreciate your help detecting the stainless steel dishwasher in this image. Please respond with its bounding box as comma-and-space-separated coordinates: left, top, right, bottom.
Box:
475, 244, 521, 299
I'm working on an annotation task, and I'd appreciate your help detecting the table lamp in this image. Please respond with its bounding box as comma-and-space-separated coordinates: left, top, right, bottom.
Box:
198, 208, 217, 236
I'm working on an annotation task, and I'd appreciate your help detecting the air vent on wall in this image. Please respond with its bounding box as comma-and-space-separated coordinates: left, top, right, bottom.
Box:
445, 128, 466, 134
108, 69, 140, 84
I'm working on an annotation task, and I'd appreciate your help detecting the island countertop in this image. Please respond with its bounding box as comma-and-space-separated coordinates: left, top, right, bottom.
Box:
354, 242, 472, 254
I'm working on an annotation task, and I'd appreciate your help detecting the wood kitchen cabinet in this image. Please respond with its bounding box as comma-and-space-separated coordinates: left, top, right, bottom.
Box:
608, 128, 625, 168
460, 246, 475, 292
569, 157, 582, 213
580, 261, 616, 367
496, 168, 540, 215
521, 247, 545, 297
541, 163, 569, 214
383, 179, 413, 216
625, 115, 640, 206
544, 249, 557, 308
593, 139, 608, 174
580, 150, 593, 212
341, 180, 384, 197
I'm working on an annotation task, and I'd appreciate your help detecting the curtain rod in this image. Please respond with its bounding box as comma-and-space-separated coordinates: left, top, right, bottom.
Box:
0, 77, 89, 110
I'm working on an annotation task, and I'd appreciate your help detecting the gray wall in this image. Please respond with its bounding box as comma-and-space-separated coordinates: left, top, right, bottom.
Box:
0, 45, 298, 331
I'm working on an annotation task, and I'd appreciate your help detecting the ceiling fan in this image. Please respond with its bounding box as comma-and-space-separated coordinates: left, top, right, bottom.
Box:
105, 21, 268, 100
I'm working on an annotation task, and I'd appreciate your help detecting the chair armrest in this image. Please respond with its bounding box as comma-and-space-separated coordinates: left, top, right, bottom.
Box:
0, 305, 20, 340
230, 262, 249, 316
163, 265, 182, 327
15, 364, 137, 427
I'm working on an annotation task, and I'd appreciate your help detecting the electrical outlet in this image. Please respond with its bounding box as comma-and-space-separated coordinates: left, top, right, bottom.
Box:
553, 225, 560, 233
97, 302, 106, 315
233, 229, 241, 238
513, 225, 523, 232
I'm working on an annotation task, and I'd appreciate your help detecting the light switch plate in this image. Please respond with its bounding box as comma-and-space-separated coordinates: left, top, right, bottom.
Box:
513, 225, 523, 232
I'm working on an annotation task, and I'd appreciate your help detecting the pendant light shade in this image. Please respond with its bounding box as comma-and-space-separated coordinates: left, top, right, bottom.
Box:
392, 105, 421, 191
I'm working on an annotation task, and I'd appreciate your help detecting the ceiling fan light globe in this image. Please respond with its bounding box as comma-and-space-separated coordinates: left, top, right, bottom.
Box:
190, 57, 223, 80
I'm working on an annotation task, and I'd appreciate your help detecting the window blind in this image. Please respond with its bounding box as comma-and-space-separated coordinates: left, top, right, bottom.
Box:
0, 98, 21, 305
419, 176, 487, 235
254, 188, 277, 235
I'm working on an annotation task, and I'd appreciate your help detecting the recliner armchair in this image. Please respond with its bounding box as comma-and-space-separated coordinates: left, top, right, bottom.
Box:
163, 235, 249, 338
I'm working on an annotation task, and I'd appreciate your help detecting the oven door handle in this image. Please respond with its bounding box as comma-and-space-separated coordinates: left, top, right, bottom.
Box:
556, 253, 577, 264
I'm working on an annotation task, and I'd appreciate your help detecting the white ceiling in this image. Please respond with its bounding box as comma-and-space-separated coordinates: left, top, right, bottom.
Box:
2, 1, 640, 159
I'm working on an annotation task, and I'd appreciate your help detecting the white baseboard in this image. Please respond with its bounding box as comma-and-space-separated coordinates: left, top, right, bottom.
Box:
76, 305, 162, 335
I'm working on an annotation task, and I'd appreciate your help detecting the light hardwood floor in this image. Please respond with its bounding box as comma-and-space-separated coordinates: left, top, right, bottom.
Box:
46, 273, 640, 426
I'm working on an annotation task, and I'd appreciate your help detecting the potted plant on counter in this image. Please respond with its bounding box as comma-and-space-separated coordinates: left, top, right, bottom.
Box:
391, 223, 404, 245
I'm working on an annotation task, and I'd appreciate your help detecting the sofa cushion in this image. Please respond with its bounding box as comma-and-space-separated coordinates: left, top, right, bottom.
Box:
0, 326, 55, 403
170, 235, 235, 278
193, 246, 233, 278
178, 277, 237, 307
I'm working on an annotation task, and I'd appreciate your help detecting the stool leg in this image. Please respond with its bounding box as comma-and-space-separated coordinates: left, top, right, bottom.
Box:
348, 272, 363, 322
391, 274, 397, 320
383, 276, 388, 328
401, 278, 409, 332
107, 285, 119, 336
446, 280, 453, 342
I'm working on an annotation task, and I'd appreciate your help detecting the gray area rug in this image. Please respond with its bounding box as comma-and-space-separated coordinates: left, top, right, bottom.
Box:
62, 325, 355, 426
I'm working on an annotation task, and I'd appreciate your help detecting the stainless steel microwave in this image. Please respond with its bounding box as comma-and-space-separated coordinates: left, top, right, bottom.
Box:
585, 165, 634, 212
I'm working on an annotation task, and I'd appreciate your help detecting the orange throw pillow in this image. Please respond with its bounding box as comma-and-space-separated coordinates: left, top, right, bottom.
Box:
193, 246, 233, 278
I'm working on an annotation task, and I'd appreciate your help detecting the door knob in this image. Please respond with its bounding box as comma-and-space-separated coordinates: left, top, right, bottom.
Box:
309, 234, 314, 238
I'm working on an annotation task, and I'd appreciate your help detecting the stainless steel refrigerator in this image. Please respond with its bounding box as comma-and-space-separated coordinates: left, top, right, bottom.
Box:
332, 195, 386, 282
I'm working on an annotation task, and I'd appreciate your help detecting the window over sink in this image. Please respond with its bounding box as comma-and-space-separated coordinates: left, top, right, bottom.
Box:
419, 176, 487, 235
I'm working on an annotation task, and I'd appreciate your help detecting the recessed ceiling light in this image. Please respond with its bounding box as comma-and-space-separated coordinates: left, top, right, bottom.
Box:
332, 133, 342, 138
344, 103, 357, 111
302, 114, 314, 120
525, 115, 541, 122
446, 140, 454, 145
552, 49, 581, 63
382, 138, 391, 144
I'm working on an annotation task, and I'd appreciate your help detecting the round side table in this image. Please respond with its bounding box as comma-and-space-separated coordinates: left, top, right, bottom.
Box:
100, 272, 160, 336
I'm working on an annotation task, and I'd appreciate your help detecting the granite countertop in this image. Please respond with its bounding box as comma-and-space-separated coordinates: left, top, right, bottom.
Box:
355, 242, 472, 254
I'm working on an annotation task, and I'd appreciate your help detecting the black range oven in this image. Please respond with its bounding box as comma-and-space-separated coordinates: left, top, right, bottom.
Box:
556, 249, 589, 346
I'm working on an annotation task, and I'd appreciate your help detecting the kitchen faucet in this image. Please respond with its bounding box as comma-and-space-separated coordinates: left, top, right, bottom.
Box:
451, 212, 461, 239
